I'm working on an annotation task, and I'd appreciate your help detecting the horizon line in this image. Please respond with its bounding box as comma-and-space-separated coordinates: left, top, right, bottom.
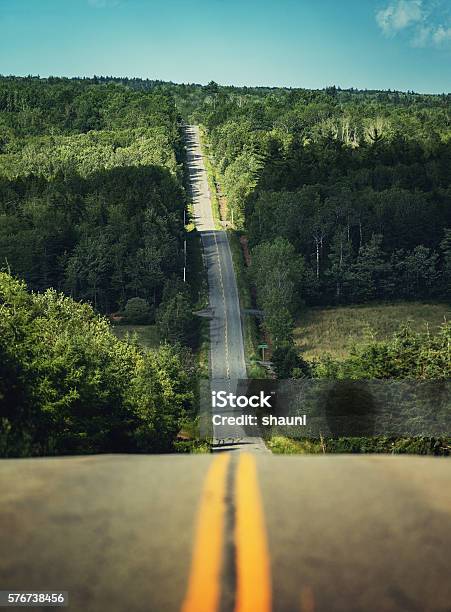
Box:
0, 72, 449, 96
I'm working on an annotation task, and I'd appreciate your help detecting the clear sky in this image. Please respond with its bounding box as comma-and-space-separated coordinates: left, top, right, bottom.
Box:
0, 0, 450, 93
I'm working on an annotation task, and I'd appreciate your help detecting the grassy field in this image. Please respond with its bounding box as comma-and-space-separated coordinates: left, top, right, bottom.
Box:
112, 325, 160, 349
268, 435, 451, 456
294, 302, 450, 360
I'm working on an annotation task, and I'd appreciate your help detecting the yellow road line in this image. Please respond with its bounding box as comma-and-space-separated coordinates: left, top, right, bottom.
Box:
234, 453, 272, 612
181, 454, 231, 612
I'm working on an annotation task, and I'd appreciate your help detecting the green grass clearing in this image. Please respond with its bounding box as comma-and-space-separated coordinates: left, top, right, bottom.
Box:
294, 302, 450, 360
112, 324, 160, 349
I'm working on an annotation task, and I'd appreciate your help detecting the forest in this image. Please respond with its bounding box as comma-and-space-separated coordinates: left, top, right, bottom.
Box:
0, 76, 192, 318
0, 76, 199, 456
187, 82, 451, 354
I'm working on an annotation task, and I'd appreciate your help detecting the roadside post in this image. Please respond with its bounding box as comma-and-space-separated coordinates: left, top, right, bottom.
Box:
258, 342, 268, 362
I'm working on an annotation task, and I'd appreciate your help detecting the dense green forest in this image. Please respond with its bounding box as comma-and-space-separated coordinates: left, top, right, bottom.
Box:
0, 76, 192, 322
184, 82, 451, 353
0, 76, 201, 456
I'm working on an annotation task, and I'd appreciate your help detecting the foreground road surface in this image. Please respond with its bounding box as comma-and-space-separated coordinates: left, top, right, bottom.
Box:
1, 454, 451, 611
184, 125, 266, 451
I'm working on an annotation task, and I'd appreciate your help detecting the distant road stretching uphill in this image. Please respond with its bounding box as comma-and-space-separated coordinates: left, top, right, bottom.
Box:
184, 125, 267, 452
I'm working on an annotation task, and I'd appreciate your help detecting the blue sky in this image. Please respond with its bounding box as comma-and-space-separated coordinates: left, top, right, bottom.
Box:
0, 0, 449, 93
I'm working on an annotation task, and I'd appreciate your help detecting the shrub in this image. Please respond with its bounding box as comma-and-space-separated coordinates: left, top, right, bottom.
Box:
123, 297, 153, 324
156, 281, 199, 347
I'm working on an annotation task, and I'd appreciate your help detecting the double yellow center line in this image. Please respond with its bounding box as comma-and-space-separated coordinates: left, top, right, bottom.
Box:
182, 453, 271, 612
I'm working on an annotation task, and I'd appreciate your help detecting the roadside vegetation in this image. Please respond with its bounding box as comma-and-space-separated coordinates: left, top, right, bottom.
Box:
198, 125, 221, 229
294, 302, 450, 360
268, 321, 451, 455
268, 435, 451, 456
0, 273, 198, 456
227, 231, 267, 378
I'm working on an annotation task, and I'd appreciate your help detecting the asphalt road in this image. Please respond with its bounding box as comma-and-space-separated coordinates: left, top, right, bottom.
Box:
184, 125, 266, 451
1, 453, 451, 612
